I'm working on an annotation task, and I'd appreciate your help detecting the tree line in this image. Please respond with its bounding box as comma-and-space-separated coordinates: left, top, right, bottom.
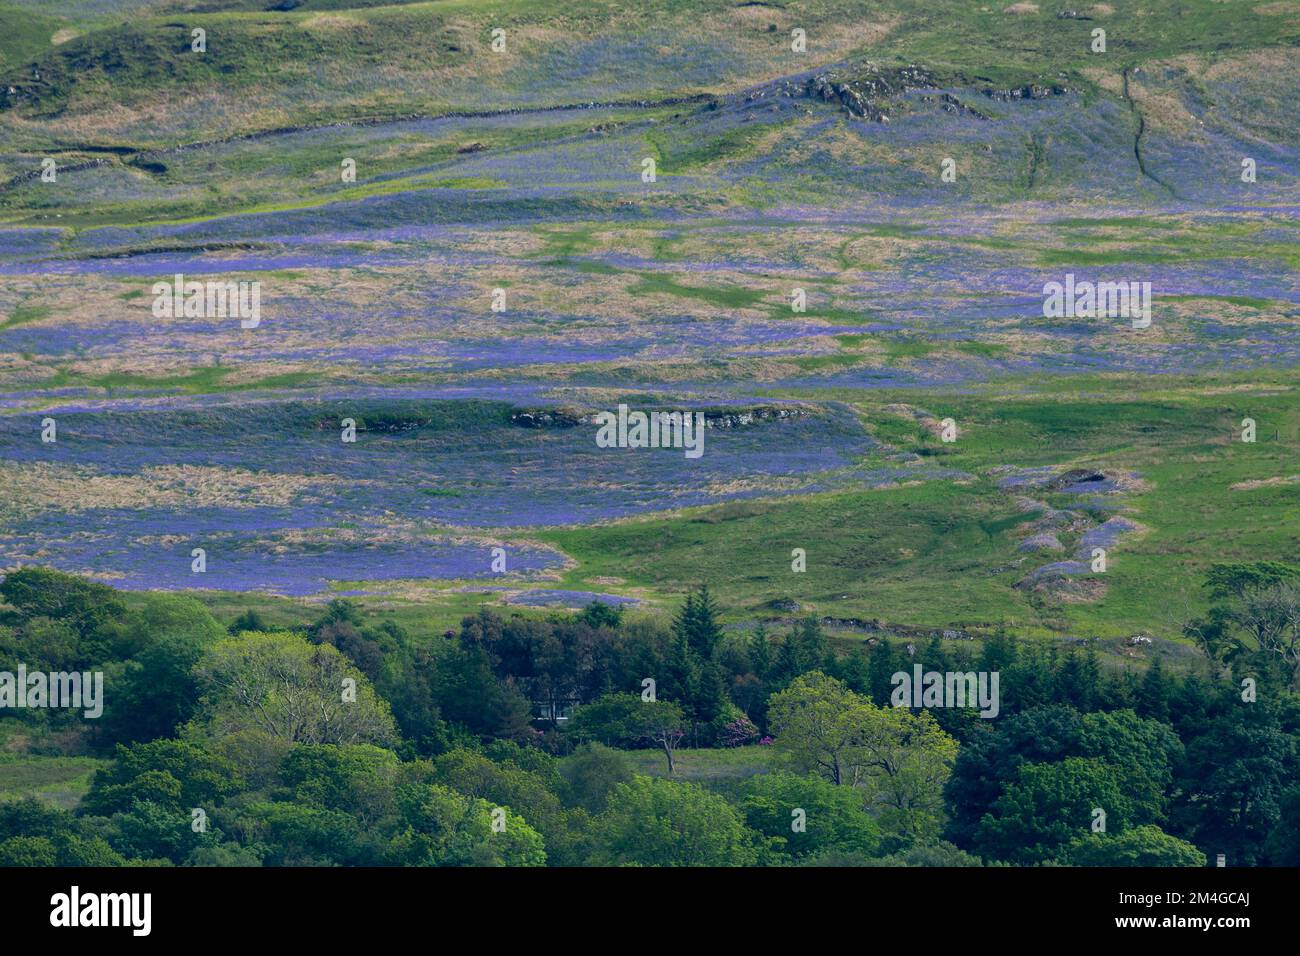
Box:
0, 566, 1297, 866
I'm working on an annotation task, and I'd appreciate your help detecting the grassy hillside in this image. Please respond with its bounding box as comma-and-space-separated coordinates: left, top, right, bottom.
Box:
0, 0, 1295, 659
2, 1, 1295, 141
542, 374, 1300, 638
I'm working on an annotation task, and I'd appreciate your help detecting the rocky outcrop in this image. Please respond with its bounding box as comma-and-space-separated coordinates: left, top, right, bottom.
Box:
983, 83, 1073, 102
802, 63, 938, 122
919, 91, 990, 118
509, 403, 812, 429
701, 405, 809, 428
510, 407, 587, 429
749, 62, 939, 122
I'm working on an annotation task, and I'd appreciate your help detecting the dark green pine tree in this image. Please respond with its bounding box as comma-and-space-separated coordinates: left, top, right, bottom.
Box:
749, 624, 772, 681
772, 628, 802, 688
979, 627, 1018, 672
794, 616, 828, 672
692, 662, 729, 731
1081, 643, 1104, 711
1136, 655, 1171, 722
1009, 643, 1053, 710
1055, 649, 1090, 711
684, 584, 724, 660
672, 590, 697, 650
922, 634, 949, 674
664, 629, 699, 707
867, 638, 900, 707
835, 647, 871, 695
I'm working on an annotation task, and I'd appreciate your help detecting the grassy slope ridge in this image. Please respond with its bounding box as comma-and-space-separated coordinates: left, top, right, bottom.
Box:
1, 1, 1295, 221
3, 1, 1296, 136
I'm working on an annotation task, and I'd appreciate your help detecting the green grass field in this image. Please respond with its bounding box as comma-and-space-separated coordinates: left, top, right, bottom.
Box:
619, 745, 782, 784
0, 753, 105, 809
541, 374, 1300, 639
